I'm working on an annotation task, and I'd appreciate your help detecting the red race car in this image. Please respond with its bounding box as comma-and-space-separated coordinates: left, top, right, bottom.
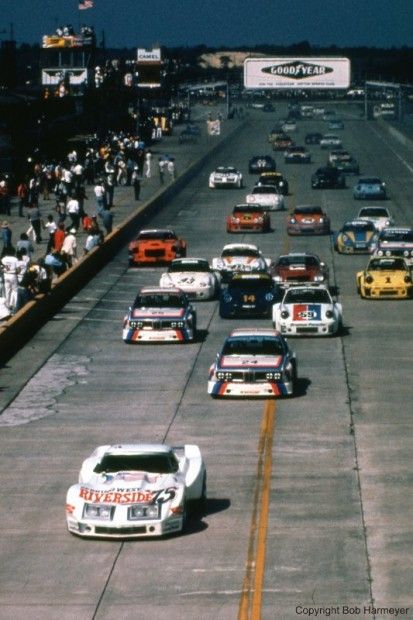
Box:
226, 204, 271, 233
128, 229, 187, 266
270, 252, 329, 288
287, 205, 330, 235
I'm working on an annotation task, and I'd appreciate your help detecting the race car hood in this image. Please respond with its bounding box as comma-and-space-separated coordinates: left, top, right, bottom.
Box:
220, 354, 283, 368
294, 214, 323, 223
285, 303, 327, 321
131, 307, 185, 318
366, 270, 406, 282
276, 265, 319, 278
342, 230, 375, 243
166, 272, 210, 286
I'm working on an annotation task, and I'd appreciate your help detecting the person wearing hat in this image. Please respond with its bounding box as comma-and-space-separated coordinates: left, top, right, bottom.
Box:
60, 228, 77, 268
1, 221, 12, 256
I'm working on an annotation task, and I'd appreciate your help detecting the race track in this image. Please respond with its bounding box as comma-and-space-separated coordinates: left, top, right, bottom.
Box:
0, 107, 412, 620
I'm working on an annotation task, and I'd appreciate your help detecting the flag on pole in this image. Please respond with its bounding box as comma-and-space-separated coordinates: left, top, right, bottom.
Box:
79, 0, 93, 9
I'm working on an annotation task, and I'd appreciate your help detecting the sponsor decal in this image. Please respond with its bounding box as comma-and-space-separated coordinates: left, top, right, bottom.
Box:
293, 304, 321, 321
79, 486, 177, 504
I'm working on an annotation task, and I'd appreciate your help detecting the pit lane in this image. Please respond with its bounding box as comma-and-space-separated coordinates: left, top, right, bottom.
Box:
0, 108, 412, 620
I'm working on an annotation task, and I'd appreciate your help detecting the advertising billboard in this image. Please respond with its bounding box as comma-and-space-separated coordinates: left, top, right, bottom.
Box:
136, 47, 162, 88
244, 57, 350, 89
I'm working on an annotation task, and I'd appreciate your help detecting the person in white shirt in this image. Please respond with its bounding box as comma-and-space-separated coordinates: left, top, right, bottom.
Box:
1, 248, 20, 311
66, 197, 80, 230
61, 229, 77, 268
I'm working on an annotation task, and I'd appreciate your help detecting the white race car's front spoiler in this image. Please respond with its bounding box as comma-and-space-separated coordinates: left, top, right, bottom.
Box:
208, 379, 292, 397
275, 320, 338, 336
123, 328, 193, 342
67, 515, 184, 538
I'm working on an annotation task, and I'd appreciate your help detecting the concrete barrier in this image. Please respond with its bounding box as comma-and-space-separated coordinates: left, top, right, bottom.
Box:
0, 120, 247, 364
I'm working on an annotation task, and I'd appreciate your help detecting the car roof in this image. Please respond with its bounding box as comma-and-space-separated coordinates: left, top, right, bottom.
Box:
229, 328, 282, 337
103, 444, 173, 455
140, 286, 183, 294
222, 243, 259, 251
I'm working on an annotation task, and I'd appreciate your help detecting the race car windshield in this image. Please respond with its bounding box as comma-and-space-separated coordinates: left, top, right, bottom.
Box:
234, 205, 266, 214
380, 230, 413, 242
252, 187, 277, 194
223, 337, 284, 356
369, 259, 406, 270
277, 256, 320, 268
134, 294, 186, 307
358, 178, 381, 185
229, 279, 272, 291
216, 167, 236, 174
294, 207, 323, 215
222, 248, 260, 258
284, 289, 331, 304
94, 453, 179, 474
359, 208, 388, 217
169, 261, 210, 272
138, 231, 177, 240
343, 222, 375, 232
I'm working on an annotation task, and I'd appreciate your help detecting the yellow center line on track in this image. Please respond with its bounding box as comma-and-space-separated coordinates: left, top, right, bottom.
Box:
238, 399, 276, 620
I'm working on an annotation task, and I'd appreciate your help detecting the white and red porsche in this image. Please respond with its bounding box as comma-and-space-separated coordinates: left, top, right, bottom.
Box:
212, 243, 271, 282
66, 443, 206, 539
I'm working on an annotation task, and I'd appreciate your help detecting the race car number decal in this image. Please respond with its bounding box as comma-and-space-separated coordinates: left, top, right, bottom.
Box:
79, 486, 177, 504
293, 304, 321, 321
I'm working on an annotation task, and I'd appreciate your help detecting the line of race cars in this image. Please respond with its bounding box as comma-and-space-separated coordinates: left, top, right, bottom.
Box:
66, 105, 412, 540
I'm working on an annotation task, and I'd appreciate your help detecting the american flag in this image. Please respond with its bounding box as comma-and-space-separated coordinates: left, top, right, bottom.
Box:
79, 0, 93, 9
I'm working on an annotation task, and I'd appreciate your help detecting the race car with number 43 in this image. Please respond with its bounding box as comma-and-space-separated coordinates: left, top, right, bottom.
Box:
66, 443, 207, 539
159, 258, 219, 300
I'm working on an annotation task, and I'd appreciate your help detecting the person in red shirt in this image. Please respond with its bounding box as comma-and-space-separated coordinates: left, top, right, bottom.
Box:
53, 222, 66, 252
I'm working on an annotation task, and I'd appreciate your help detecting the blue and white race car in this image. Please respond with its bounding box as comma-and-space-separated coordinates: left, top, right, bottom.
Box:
272, 284, 342, 336
123, 287, 197, 343
208, 328, 296, 398
219, 272, 277, 318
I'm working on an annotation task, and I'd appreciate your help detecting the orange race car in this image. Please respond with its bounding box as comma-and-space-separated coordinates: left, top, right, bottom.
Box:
128, 229, 187, 266
226, 204, 271, 233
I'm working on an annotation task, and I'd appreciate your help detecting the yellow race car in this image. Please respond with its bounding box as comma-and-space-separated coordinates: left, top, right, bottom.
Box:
356, 256, 413, 299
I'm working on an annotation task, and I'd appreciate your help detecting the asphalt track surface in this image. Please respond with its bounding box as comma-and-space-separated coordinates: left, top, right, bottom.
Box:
0, 108, 412, 620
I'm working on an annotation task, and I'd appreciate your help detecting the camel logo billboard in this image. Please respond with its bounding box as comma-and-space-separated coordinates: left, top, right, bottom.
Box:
244, 57, 350, 89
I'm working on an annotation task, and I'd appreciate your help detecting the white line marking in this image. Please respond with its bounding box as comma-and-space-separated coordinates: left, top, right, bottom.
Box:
369, 124, 413, 174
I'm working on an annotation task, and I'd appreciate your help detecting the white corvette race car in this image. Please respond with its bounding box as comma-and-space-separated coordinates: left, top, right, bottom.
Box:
66, 443, 206, 539
272, 284, 343, 336
159, 258, 219, 300
212, 243, 271, 282
245, 185, 285, 211
209, 166, 243, 188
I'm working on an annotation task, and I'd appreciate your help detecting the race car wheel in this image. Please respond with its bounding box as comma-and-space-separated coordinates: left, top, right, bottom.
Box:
191, 474, 207, 517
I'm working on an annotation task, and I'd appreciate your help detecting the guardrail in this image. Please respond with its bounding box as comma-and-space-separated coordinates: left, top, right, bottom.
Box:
0, 120, 246, 365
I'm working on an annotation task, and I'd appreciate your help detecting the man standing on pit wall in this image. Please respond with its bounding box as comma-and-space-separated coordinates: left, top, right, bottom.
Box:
27, 205, 42, 243
144, 150, 152, 178
131, 167, 141, 200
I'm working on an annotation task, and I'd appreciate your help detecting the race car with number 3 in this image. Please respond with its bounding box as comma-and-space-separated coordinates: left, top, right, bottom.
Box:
123, 287, 197, 343
208, 328, 297, 398
272, 284, 342, 336
66, 443, 206, 539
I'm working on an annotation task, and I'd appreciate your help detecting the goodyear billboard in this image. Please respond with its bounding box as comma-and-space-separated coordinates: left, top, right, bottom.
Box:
244, 57, 350, 89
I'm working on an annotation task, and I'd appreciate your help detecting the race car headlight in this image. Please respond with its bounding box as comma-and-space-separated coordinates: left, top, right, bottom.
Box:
216, 371, 233, 381
385, 220, 390, 226
257, 217, 264, 223
377, 250, 384, 256
314, 275, 325, 282
171, 321, 185, 328
290, 218, 296, 224
273, 275, 282, 283
385, 250, 392, 256
128, 504, 160, 520
403, 250, 410, 257
83, 504, 114, 520
223, 293, 232, 303
130, 320, 143, 328
264, 292, 274, 301
325, 310, 334, 318
266, 371, 282, 380
281, 310, 289, 319
342, 234, 350, 243
404, 275, 411, 283
319, 218, 324, 223
232, 218, 240, 224
365, 275, 374, 283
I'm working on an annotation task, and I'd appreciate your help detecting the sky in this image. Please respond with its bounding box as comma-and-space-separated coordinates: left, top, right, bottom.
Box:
1, 0, 412, 49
